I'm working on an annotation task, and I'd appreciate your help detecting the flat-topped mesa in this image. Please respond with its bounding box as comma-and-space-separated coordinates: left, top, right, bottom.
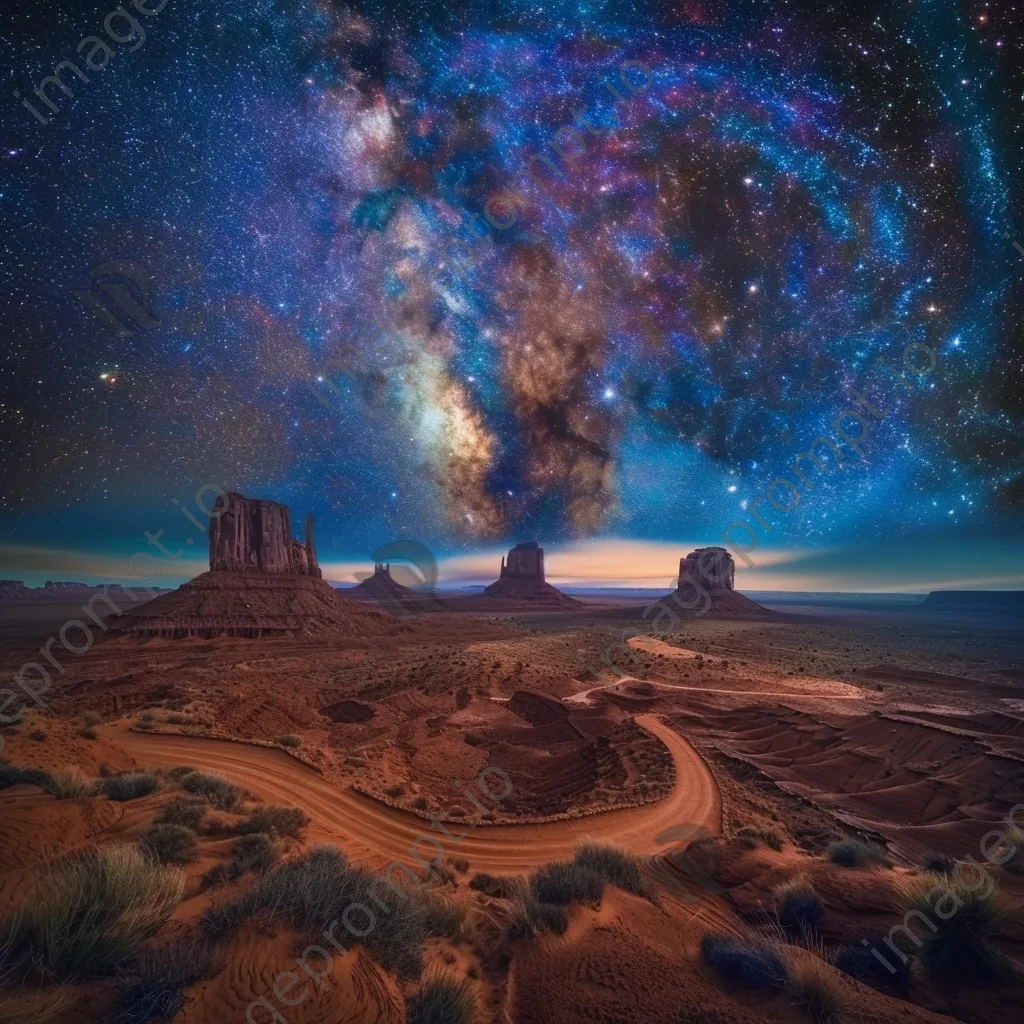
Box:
670, 545, 771, 618
501, 541, 545, 580
0, 580, 30, 599
209, 492, 321, 578
679, 546, 734, 592
484, 541, 581, 608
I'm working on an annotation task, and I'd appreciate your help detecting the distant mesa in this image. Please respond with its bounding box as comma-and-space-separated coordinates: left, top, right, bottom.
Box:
347, 562, 442, 615
483, 541, 582, 608
112, 492, 391, 639
0, 580, 30, 600
43, 580, 94, 593
671, 546, 772, 617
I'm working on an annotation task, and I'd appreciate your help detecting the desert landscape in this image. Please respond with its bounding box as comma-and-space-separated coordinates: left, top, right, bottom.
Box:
1, 494, 1021, 1024
3, 1, 1022, 1021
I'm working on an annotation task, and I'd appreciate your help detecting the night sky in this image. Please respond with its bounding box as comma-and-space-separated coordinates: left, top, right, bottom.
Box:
1, 0, 1022, 589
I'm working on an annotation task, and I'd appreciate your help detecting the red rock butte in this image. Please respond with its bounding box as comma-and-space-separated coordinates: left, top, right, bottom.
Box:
346, 562, 442, 615
483, 541, 582, 608
111, 492, 391, 639
671, 546, 772, 617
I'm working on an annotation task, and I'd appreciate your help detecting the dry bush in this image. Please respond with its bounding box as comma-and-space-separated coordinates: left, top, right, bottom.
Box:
2, 843, 183, 978
235, 805, 309, 839
44, 768, 98, 800
786, 951, 850, 1024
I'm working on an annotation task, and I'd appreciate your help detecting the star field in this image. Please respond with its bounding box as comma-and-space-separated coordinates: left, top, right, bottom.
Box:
0, 0, 1021, 572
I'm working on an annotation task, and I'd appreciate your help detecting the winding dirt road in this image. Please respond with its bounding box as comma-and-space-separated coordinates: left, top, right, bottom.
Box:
111, 714, 720, 875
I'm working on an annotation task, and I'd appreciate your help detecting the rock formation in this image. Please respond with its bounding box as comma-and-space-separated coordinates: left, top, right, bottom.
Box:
209, 492, 321, 577
0, 580, 30, 599
679, 547, 734, 591
483, 541, 582, 608
347, 563, 442, 616
110, 492, 393, 639
670, 546, 772, 617
43, 581, 93, 593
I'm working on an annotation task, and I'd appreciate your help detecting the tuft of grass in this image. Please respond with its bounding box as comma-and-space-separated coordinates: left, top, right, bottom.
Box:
155, 796, 207, 831
44, 768, 98, 800
28, 730, 47, 742
787, 953, 849, 1024
1, 843, 183, 978
76, 726, 98, 741
451, 858, 470, 873
232, 833, 278, 875
179, 771, 243, 811
0, 762, 52, 791
102, 771, 160, 802
825, 839, 891, 869
574, 841, 658, 902
900, 873, 1017, 983
235, 805, 309, 839
141, 825, 198, 867
199, 864, 231, 890
736, 825, 785, 851
468, 873, 520, 900
530, 861, 604, 908
385, 784, 406, 798
277, 734, 302, 748
996, 831, 1024, 875
773, 876, 823, 935
406, 977, 476, 1024
83, 712, 103, 727
201, 844, 459, 978
114, 938, 221, 1023
700, 932, 788, 989
921, 850, 956, 874
833, 938, 910, 987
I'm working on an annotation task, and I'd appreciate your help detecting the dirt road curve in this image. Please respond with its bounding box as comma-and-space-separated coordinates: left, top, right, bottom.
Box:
112, 714, 720, 875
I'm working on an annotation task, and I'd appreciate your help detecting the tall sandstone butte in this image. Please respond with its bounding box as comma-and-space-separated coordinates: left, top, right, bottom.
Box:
209, 492, 321, 578
483, 541, 581, 607
679, 546, 735, 592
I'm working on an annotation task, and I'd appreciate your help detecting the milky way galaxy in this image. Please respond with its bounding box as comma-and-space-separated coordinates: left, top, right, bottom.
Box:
0, 0, 1021, 580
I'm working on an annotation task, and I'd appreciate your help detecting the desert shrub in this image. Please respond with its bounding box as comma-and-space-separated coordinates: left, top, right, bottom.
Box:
102, 771, 160, 802
28, 730, 47, 742
155, 796, 207, 830
413, 796, 429, 810
921, 850, 956, 874
76, 726, 98, 741
83, 712, 102, 727
114, 938, 221, 1023
574, 841, 657, 902
736, 825, 784, 851
199, 864, 231, 890
530, 861, 604, 908
405, 977, 475, 1024
232, 833, 278, 874
179, 771, 243, 811
201, 844, 455, 978
510, 893, 569, 937
773, 877, 823, 935
278, 734, 302, 748
996, 832, 1024, 875
451, 858, 470, 873
700, 932, 788, 989
3, 843, 183, 977
901, 873, 1017, 983
468, 873, 520, 899
385, 785, 406, 798
141, 825, 198, 866
235, 805, 309, 839
166, 714, 188, 726
0, 762, 52, 790
44, 768, 97, 800
833, 938, 910, 987
787, 954, 849, 1024
826, 839, 891, 869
